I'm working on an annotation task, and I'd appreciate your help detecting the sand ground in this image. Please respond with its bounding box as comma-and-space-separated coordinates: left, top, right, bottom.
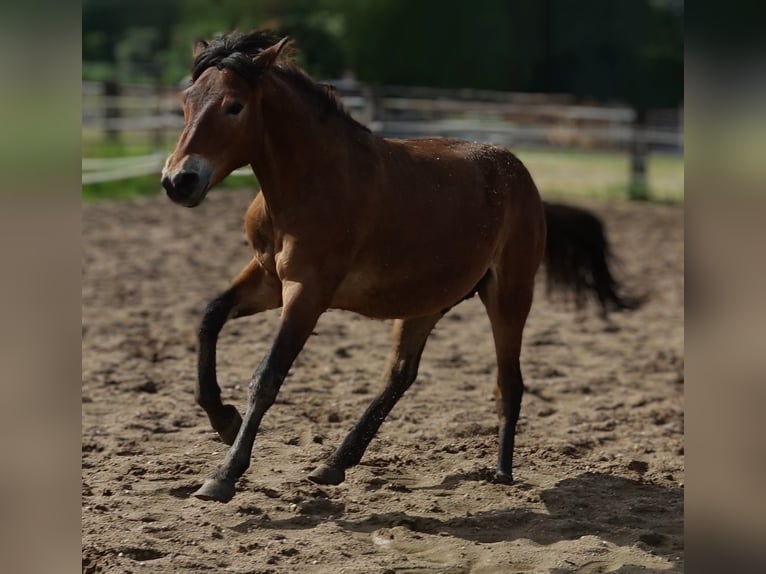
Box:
82, 189, 683, 573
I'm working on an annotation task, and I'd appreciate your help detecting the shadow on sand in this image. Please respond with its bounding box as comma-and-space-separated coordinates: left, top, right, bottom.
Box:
236, 471, 683, 560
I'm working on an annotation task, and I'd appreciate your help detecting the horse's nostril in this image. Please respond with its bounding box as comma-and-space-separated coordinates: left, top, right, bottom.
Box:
173, 171, 199, 195
161, 175, 174, 195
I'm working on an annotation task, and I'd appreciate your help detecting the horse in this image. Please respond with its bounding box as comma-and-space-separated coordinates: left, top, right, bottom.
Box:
161, 30, 637, 503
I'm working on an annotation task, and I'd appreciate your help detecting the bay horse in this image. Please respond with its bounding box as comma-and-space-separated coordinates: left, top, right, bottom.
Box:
161, 30, 636, 503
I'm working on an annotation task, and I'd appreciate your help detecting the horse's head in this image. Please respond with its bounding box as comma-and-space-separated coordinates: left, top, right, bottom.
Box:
162, 33, 289, 207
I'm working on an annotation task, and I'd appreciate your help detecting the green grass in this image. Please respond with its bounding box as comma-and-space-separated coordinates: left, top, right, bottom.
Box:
82, 133, 259, 200
516, 148, 684, 203
82, 172, 259, 201
82, 135, 684, 203
82, 139, 158, 159
82, 129, 176, 158
83, 174, 163, 201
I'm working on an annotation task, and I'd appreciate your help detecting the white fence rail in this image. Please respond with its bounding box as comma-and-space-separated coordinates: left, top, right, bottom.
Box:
82, 81, 682, 184
82, 153, 253, 184
82, 154, 165, 184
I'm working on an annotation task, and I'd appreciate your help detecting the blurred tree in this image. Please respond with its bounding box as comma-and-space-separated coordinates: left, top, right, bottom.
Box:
334, 0, 681, 199
84, 0, 681, 109
155, 0, 345, 83
83, 0, 682, 199
115, 28, 162, 81
83, 0, 179, 72
337, 0, 518, 90
547, 0, 683, 198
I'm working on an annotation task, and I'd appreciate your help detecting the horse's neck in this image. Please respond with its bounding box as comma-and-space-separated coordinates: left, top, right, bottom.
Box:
250, 76, 367, 207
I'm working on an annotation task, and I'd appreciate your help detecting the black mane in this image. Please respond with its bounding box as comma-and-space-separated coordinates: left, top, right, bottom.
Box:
192, 30, 369, 132
191, 30, 282, 83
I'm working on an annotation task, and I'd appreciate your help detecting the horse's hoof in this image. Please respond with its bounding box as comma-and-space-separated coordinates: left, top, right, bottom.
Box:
493, 470, 514, 485
308, 464, 345, 485
214, 405, 242, 446
193, 477, 236, 503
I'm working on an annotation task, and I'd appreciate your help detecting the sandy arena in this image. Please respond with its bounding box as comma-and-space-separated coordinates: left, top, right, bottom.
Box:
83, 188, 683, 573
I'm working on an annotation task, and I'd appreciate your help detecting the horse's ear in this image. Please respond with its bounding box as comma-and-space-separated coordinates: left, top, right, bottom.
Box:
254, 37, 290, 68
193, 39, 208, 59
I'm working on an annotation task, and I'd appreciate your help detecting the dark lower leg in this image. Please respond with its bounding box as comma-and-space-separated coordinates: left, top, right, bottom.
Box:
309, 380, 410, 485
309, 314, 440, 485
496, 361, 524, 481
195, 362, 282, 502
332, 389, 404, 468
194, 280, 324, 502
197, 290, 242, 444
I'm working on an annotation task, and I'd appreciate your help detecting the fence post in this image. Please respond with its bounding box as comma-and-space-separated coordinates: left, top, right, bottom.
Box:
628, 107, 649, 200
152, 75, 163, 150
103, 80, 121, 144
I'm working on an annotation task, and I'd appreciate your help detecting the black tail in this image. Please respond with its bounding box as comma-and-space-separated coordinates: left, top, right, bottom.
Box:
542, 201, 641, 316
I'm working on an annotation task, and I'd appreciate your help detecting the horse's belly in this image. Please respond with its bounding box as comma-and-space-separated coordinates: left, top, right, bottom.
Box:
329, 258, 488, 319
328, 173, 507, 318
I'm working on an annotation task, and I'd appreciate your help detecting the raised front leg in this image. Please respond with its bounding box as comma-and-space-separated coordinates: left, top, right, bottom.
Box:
194, 280, 326, 503
197, 257, 281, 444
309, 313, 443, 486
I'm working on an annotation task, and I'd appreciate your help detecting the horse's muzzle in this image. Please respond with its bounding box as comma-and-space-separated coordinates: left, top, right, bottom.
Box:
161, 156, 213, 207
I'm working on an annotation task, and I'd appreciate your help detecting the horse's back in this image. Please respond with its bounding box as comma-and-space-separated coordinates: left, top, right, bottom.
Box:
370, 137, 543, 254
242, 137, 545, 318
326, 138, 544, 318
380, 137, 541, 211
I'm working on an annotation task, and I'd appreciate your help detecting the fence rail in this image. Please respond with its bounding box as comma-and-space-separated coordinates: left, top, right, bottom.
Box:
82, 81, 682, 184
82, 152, 252, 184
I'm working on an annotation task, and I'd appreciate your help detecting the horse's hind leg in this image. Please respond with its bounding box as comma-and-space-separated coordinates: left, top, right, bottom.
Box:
197, 257, 281, 444
309, 312, 443, 485
479, 271, 536, 483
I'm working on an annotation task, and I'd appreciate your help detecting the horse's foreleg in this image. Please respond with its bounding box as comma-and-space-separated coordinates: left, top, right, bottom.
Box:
194, 279, 325, 503
197, 257, 281, 445
309, 313, 443, 486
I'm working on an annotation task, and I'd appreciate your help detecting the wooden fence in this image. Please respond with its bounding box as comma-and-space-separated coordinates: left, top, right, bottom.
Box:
82, 80, 682, 184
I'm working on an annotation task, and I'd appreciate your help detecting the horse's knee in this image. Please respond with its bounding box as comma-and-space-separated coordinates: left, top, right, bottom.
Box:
197, 291, 236, 409
390, 359, 419, 392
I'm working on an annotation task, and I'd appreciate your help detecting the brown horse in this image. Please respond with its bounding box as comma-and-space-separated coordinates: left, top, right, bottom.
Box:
161, 30, 636, 503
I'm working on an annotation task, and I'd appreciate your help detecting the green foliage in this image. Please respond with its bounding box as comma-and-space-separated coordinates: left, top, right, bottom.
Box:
336, 0, 682, 107
83, 0, 682, 109
84, 0, 349, 83
82, 0, 683, 204
545, 0, 683, 110
83, 0, 180, 65
334, 1, 501, 89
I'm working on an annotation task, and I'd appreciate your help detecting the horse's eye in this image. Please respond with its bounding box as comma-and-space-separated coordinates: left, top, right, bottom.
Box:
226, 102, 244, 116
